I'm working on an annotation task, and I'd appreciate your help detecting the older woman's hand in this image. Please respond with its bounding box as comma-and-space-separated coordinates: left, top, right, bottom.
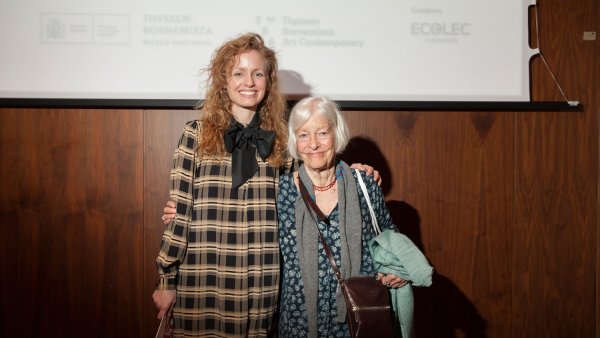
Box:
349, 163, 382, 186
377, 273, 408, 289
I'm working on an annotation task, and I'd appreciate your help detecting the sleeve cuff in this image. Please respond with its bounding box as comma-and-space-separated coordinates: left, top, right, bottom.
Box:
156, 276, 177, 290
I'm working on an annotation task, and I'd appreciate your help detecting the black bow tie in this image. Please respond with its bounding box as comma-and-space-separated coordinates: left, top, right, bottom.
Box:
223, 113, 275, 188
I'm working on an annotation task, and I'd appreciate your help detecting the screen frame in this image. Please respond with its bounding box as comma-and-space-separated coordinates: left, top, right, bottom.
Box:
0, 98, 581, 111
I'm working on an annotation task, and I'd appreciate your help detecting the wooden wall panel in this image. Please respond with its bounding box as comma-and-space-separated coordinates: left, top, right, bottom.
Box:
343, 111, 514, 338
514, 111, 597, 337
0, 109, 22, 335
0, 109, 144, 337
514, 0, 599, 336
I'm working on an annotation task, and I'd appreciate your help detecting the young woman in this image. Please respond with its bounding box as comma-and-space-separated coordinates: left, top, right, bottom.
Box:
152, 33, 288, 337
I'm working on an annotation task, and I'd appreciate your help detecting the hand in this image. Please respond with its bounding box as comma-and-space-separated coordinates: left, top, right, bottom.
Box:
349, 163, 382, 186
162, 200, 176, 225
152, 289, 176, 319
377, 273, 408, 289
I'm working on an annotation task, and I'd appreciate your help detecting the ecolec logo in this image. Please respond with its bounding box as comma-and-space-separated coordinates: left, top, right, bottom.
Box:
411, 22, 471, 36
408, 7, 472, 43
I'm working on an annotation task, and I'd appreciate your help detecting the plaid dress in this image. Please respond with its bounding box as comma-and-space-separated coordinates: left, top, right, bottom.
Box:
156, 120, 283, 337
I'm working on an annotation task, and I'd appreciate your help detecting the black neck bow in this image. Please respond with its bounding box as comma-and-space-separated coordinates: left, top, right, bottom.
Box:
223, 112, 275, 188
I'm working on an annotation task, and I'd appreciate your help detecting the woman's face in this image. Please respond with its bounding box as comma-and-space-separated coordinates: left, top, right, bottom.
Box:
226, 50, 268, 116
296, 114, 336, 172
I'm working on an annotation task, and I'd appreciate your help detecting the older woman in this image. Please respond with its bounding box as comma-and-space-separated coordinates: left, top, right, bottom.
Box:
276, 97, 405, 338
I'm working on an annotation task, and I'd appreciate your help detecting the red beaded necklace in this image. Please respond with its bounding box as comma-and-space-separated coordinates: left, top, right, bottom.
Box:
313, 177, 337, 192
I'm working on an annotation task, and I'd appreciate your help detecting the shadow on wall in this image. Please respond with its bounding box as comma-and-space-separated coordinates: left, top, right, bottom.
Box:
340, 136, 393, 196
388, 201, 487, 338
278, 69, 313, 101
342, 136, 487, 338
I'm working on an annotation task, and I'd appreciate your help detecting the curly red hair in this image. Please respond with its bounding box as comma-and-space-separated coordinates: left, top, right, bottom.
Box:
196, 33, 288, 167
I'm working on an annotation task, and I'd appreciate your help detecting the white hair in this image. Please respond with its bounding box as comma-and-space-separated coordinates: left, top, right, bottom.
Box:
287, 96, 350, 160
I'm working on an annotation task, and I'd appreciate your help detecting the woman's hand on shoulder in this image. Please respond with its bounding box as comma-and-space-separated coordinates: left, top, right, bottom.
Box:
349, 163, 381, 186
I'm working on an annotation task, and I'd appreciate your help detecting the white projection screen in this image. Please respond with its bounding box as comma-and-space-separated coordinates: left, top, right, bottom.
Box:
0, 0, 539, 103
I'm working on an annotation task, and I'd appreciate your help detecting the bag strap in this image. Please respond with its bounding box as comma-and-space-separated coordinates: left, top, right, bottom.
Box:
354, 169, 381, 235
298, 178, 345, 283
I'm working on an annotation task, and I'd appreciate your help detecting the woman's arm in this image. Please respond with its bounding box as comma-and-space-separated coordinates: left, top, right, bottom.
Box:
350, 163, 381, 185
362, 172, 395, 232
361, 171, 408, 288
155, 121, 198, 290
160, 161, 381, 223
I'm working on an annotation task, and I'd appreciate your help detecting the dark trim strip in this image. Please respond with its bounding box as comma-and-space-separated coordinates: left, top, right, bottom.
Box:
0, 98, 582, 111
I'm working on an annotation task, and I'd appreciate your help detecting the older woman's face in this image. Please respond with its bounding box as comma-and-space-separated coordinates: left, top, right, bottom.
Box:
296, 114, 335, 172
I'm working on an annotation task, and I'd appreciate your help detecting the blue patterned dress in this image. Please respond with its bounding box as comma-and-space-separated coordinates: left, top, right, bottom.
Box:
276, 169, 396, 338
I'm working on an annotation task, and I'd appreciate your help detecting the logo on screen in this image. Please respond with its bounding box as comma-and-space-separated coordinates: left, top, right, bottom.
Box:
44, 19, 66, 40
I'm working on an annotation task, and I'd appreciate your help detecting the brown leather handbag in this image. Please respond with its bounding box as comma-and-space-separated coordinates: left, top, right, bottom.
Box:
334, 263, 396, 337
298, 179, 396, 338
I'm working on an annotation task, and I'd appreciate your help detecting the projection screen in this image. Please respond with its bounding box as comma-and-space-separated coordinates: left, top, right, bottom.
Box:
0, 0, 539, 102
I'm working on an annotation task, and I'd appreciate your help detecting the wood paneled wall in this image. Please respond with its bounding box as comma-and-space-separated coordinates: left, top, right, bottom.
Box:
0, 110, 145, 337
1, 0, 598, 336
